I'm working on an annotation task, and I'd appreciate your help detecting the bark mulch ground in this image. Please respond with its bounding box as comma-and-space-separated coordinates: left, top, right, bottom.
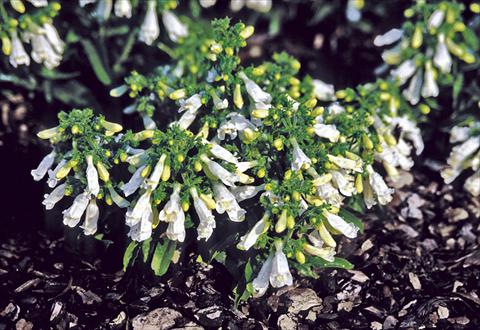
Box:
1, 167, 479, 330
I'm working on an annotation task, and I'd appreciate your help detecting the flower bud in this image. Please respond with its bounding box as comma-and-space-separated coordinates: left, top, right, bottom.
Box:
37, 126, 60, 139
286, 215, 295, 229
10, 0, 25, 13
362, 134, 373, 150
233, 84, 244, 109
318, 221, 336, 247
295, 251, 306, 264
411, 26, 423, 49
240, 26, 254, 39
169, 88, 186, 100
1, 35, 11, 55
161, 163, 171, 182
355, 174, 363, 193
418, 104, 430, 115
133, 129, 155, 141
181, 200, 190, 212
275, 209, 287, 233
200, 193, 216, 210
96, 162, 110, 182
141, 164, 151, 178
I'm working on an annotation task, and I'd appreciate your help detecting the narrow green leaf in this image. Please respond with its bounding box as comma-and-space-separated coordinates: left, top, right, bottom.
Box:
123, 241, 137, 271
142, 238, 151, 262
81, 40, 112, 85
151, 240, 177, 276
311, 256, 354, 270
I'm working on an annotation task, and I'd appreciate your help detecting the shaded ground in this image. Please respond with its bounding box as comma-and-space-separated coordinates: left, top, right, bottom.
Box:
1, 166, 479, 329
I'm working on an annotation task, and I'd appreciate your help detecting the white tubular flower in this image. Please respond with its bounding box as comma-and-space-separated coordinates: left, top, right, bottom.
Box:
428, 9, 445, 29
159, 184, 183, 223
178, 93, 202, 113
126, 190, 152, 227
441, 137, 480, 184
217, 113, 256, 140
314, 123, 340, 142
402, 70, 423, 105
291, 138, 311, 171
316, 182, 344, 208
128, 201, 153, 241
9, 32, 30, 68
323, 210, 358, 239
47, 159, 67, 188
235, 160, 258, 173
82, 199, 99, 235
391, 117, 424, 155
31, 151, 56, 181
252, 255, 273, 297
122, 165, 146, 197
374, 28, 403, 47
363, 176, 376, 209
230, 184, 265, 202
200, 0, 217, 8
191, 188, 216, 240
43, 23, 64, 54
176, 109, 198, 130
166, 212, 186, 242
27, 0, 48, 6
146, 154, 167, 190
42, 183, 66, 210
200, 155, 239, 187
270, 244, 293, 288
95, 0, 113, 21
80, 0, 97, 6
328, 103, 346, 115
304, 238, 335, 262
63, 192, 90, 228
86, 155, 100, 197
331, 170, 355, 197
434, 34, 452, 74
213, 182, 246, 222
421, 62, 439, 98
114, 0, 132, 18
246, 0, 271, 13
391, 60, 416, 85
162, 11, 188, 42
366, 165, 394, 205
239, 72, 272, 104
237, 213, 269, 250
346, 0, 361, 22
29, 34, 62, 69
206, 140, 238, 164
230, 0, 244, 11
142, 115, 156, 130
312, 79, 335, 101
328, 154, 363, 173
381, 43, 402, 65
450, 126, 470, 143
464, 172, 480, 197
139, 1, 160, 45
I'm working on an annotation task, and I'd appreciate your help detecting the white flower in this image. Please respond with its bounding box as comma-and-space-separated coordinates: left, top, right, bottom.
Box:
391, 60, 416, 85
327, 154, 363, 172
291, 138, 311, 171
213, 182, 246, 222
126, 190, 152, 227
235, 160, 258, 173
366, 165, 394, 206
80, 0, 97, 6
374, 28, 403, 47
86, 155, 100, 197
323, 210, 358, 238
139, 1, 160, 45
177, 94, 202, 115
441, 137, 480, 184
63, 192, 90, 228
114, 0, 132, 18
121, 165, 146, 197
162, 11, 188, 42
206, 140, 238, 164
191, 188, 216, 240
42, 183, 66, 210
450, 126, 470, 143
9, 32, 30, 68
142, 115, 156, 130
316, 182, 344, 208
28, 33, 62, 69
237, 214, 269, 250
328, 103, 346, 115
346, 0, 362, 22
363, 175, 376, 209
159, 184, 183, 223
31, 151, 56, 181
230, 184, 264, 202
331, 170, 356, 197
381, 43, 402, 65
434, 34, 452, 74
27, 0, 48, 6
252, 255, 273, 297
128, 201, 153, 241
464, 171, 480, 197
217, 113, 256, 140
200, 155, 239, 187
421, 62, 439, 98
270, 246, 293, 288
312, 79, 335, 101
95, 0, 113, 21
428, 9, 445, 29
43, 23, 64, 54
199, 0, 217, 8
230, 0, 244, 11
166, 213, 186, 242
246, 0, 271, 13
402, 70, 423, 105
47, 159, 67, 188
82, 199, 99, 235
239, 72, 272, 104
146, 154, 166, 190
314, 123, 340, 142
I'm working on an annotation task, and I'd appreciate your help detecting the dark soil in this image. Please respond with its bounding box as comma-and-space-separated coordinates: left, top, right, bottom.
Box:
1, 164, 479, 329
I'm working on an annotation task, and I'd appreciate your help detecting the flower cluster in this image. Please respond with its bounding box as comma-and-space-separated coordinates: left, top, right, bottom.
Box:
0, 0, 63, 69
374, 1, 477, 106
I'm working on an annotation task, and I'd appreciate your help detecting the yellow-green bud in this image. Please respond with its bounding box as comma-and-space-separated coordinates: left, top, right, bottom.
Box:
161, 163, 171, 182
96, 162, 110, 182
256, 168, 266, 178
210, 43, 223, 54
471, 3, 480, 13
286, 215, 295, 229
275, 209, 287, 233
355, 174, 363, 193
194, 161, 203, 172
181, 201, 190, 212
240, 26, 254, 39
362, 134, 374, 150
169, 88, 186, 100
56, 163, 72, 180
318, 221, 336, 247
134, 129, 155, 141
10, 0, 25, 13
141, 165, 151, 178
295, 251, 306, 264
100, 119, 123, 133
418, 104, 431, 115
200, 194, 216, 210
1, 35, 11, 56
411, 26, 423, 49
233, 83, 244, 109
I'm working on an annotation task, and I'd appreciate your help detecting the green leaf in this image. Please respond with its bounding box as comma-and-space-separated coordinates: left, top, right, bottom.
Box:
463, 28, 479, 51
81, 40, 112, 85
142, 238, 151, 262
452, 73, 464, 104
151, 239, 177, 277
123, 241, 138, 271
244, 260, 253, 281
339, 209, 364, 233
310, 256, 354, 270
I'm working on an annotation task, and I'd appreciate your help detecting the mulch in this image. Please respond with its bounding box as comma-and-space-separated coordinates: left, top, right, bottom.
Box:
1, 166, 479, 329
